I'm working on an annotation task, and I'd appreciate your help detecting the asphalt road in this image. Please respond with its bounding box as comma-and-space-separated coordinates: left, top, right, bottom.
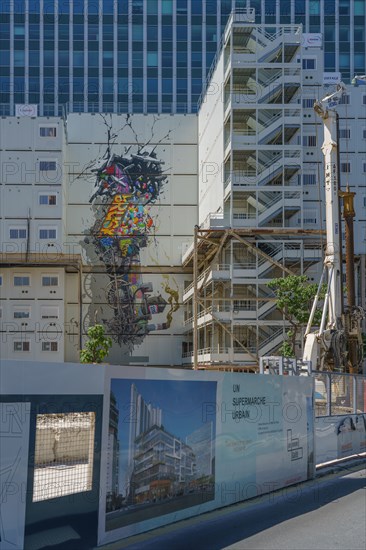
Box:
101, 464, 366, 550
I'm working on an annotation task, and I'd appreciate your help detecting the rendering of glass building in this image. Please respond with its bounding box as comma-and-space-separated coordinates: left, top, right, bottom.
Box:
0, 1, 365, 114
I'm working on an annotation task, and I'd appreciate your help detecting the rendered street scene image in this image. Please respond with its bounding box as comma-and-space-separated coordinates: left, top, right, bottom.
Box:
105, 380, 216, 530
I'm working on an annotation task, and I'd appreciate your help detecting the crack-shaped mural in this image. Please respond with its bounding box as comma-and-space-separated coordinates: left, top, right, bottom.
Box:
84, 118, 179, 351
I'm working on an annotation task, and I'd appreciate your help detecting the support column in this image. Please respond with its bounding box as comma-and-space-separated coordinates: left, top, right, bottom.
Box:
193, 225, 198, 370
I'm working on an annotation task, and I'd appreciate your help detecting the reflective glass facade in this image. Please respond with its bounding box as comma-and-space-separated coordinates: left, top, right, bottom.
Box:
1, 0, 365, 115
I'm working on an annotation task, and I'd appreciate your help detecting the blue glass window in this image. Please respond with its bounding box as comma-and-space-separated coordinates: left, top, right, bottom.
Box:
325, 26, 336, 41
354, 0, 365, 15
132, 78, 143, 93
103, 51, 113, 67
147, 26, 158, 40
147, 52, 158, 67
88, 1, 99, 15
162, 78, 172, 93
147, 0, 158, 14
355, 53, 365, 68
73, 51, 84, 67
14, 25, 25, 36
147, 78, 158, 93
88, 77, 98, 94
0, 50, 10, 65
133, 25, 143, 40
339, 28, 350, 41
339, 53, 350, 67
192, 1, 202, 14
309, 1, 320, 15
265, 0, 276, 15
177, 25, 187, 40
324, 0, 335, 15
191, 52, 201, 68
118, 0, 128, 13
177, 78, 187, 94
118, 78, 128, 93
14, 50, 25, 66
103, 0, 114, 12
206, 1, 216, 14
103, 77, 113, 93
117, 52, 128, 67
192, 78, 202, 94
339, 0, 350, 15
58, 51, 69, 66
88, 51, 98, 67
162, 0, 173, 15
132, 51, 143, 65
206, 25, 216, 42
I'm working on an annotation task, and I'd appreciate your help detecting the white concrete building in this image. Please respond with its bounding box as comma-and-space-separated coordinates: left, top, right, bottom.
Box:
180, 12, 366, 368
0, 117, 76, 361
1, 113, 198, 365
1, 13, 365, 368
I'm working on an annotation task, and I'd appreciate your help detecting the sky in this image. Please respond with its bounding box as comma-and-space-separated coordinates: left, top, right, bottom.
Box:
111, 378, 217, 442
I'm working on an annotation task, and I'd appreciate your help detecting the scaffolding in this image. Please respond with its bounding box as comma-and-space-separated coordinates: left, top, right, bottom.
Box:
182, 227, 324, 371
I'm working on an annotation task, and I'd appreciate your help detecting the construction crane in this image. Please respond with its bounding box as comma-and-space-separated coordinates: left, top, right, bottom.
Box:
303, 83, 364, 372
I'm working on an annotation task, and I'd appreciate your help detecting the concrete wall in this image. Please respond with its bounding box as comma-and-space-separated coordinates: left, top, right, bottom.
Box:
64, 113, 198, 366
198, 55, 225, 225
34, 413, 94, 465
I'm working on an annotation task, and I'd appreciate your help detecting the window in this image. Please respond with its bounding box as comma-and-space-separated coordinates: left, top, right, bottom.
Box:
339, 128, 350, 139
363, 129, 366, 140
363, 95, 366, 105
41, 306, 59, 319
39, 194, 57, 205
9, 228, 27, 239
0, 275, 2, 286
302, 98, 315, 108
33, 412, 96, 502
40, 126, 57, 137
302, 58, 316, 70
304, 215, 317, 224
303, 174, 316, 185
41, 342, 58, 352
14, 341, 30, 352
39, 228, 57, 239
339, 94, 350, 105
341, 163, 351, 173
363, 163, 366, 173
303, 135, 317, 146
39, 161, 57, 171
42, 276, 58, 287
13, 306, 31, 319
14, 276, 30, 286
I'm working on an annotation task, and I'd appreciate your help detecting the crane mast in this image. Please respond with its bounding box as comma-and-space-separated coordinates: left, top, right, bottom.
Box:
303, 83, 364, 372
318, 106, 343, 325
261, 82, 364, 375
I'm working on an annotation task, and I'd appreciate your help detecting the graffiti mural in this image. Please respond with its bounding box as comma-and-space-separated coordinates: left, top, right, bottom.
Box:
86, 139, 179, 350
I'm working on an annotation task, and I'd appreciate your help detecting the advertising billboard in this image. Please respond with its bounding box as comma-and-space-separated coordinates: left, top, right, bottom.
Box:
98, 368, 313, 545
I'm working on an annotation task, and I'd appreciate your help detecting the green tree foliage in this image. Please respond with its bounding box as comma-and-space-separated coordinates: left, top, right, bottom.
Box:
80, 324, 112, 364
267, 275, 326, 358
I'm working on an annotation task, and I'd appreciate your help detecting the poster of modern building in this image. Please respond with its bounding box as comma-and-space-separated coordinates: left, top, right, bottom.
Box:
106, 379, 217, 531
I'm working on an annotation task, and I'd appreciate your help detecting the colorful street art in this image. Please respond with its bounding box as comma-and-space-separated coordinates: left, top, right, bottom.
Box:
87, 145, 178, 350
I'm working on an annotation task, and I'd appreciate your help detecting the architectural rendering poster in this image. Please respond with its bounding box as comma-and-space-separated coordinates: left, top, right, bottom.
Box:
98, 368, 312, 544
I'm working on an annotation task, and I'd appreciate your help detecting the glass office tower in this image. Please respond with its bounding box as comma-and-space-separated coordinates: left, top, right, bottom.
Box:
0, 0, 365, 115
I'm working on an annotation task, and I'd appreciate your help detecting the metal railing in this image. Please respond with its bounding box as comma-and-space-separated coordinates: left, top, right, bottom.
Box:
259, 358, 366, 418
313, 372, 366, 417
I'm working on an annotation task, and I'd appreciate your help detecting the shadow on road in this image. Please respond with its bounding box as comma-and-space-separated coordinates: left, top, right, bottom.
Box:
122, 467, 366, 550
